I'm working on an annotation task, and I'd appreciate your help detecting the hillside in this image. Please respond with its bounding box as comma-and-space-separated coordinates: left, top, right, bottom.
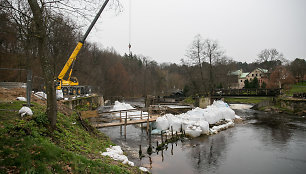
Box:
0, 87, 143, 173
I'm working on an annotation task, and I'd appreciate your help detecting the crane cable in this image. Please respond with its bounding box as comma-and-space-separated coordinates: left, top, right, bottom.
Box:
128, 0, 132, 56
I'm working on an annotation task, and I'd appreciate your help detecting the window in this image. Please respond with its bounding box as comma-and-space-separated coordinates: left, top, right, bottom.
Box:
252, 74, 254, 77
241, 80, 243, 82
256, 74, 258, 76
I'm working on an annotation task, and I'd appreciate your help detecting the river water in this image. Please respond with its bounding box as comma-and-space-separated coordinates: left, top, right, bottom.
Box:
99, 104, 306, 174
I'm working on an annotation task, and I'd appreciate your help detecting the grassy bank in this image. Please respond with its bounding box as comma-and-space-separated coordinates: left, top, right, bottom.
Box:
224, 97, 272, 104
0, 101, 142, 173
285, 82, 306, 96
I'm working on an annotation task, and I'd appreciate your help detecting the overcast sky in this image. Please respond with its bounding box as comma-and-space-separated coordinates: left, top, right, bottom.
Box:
85, 0, 306, 64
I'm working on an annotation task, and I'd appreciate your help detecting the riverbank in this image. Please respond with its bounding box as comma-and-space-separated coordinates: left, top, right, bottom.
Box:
224, 96, 272, 105
0, 88, 143, 173
224, 96, 305, 116
256, 97, 306, 115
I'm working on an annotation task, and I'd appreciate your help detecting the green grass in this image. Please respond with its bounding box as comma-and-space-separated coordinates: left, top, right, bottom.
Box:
224, 97, 272, 104
0, 101, 142, 173
0, 101, 44, 121
285, 82, 306, 96
183, 96, 196, 105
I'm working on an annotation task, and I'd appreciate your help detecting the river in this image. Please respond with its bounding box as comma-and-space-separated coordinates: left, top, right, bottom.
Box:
99, 104, 306, 174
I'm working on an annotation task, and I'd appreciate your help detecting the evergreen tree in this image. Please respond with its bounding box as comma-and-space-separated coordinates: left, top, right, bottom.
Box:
251, 77, 259, 89
261, 81, 266, 89
244, 79, 250, 89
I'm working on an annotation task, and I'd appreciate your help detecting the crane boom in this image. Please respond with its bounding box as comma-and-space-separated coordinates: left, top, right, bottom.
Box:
56, 0, 109, 92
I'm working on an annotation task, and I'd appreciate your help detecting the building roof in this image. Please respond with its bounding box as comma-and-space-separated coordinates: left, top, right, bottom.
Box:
240, 73, 249, 78
257, 68, 268, 73
230, 70, 242, 76
231, 68, 268, 79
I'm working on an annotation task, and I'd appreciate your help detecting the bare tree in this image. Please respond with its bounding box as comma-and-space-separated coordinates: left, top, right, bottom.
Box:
268, 66, 295, 89
186, 34, 205, 88
185, 35, 224, 94
202, 39, 223, 93
289, 58, 306, 82
257, 48, 285, 62
1, 0, 120, 128
214, 56, 236, 88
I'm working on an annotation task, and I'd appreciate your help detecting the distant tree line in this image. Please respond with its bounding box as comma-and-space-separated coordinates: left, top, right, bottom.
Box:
1, 4, 305, 99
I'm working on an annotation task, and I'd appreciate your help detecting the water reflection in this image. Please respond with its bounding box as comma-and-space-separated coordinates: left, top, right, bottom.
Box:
252, 113, 294, 149
100, 106, 306, 174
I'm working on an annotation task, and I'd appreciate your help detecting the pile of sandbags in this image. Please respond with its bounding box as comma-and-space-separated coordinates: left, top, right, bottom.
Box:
110, 101, 149, 120
154, 100, 237, 137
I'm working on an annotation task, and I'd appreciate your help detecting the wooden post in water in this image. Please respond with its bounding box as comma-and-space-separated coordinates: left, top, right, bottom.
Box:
120, 111, 122, 135
180, 124, 183, 133
139, 145, 142, 158
124, 112, 127, 138
161, 150, 164, 162
146, 112, 149, 134
147, 124, 152, 155
161, 131, 163, 144
140, 110, 143, 129
171, 126, 173, 139
149, 124, 152, 145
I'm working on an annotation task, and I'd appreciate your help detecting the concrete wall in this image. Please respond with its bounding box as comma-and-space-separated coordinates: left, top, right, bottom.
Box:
199, 97, 211, 109
64, 95, 104, 110
280, 98, 306, 113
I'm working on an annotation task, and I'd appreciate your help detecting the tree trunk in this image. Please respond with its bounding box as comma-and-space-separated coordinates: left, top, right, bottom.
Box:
28, 0, 57, 128
197, 44, 205, 92
209, 53, 213, 95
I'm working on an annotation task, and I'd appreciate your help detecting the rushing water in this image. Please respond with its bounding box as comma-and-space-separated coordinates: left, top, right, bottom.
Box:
99, 104, 306, 174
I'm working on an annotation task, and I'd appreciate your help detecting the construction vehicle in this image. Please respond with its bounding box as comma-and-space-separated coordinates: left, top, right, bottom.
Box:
56, 0, 109, 95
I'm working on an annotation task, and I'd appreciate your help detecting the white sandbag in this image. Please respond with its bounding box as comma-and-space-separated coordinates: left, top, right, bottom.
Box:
151, 129, 162, 135
212, 100, 229, 108
156, 116, 169, 130
56, 90, 63, 100
203, 110, 220, 124
16, 97, 27, 101
18, 106, 33, 117
210, 121, 234, 134
186, 107, 205, 121
101, 145, 134, 166
107, 146, 123, 155
139, 167, 149, 172
111, 101, 134, 111
185, 125, 202, 138
34, 91, 47, 99
166, 114, 182, 132
197, 120, 209, 135
223, 107, 236, 120
235, 115, 241, 119
181, 120, 195, 131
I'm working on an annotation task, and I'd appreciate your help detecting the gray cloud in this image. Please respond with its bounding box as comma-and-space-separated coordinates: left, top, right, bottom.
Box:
87, 0, 306, 63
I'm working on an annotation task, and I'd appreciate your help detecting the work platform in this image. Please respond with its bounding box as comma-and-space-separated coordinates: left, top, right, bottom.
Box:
93, 117, 158, 128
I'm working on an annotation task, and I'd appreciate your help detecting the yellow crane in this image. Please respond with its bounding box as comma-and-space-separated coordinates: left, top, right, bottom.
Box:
56, 0, 109, 95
